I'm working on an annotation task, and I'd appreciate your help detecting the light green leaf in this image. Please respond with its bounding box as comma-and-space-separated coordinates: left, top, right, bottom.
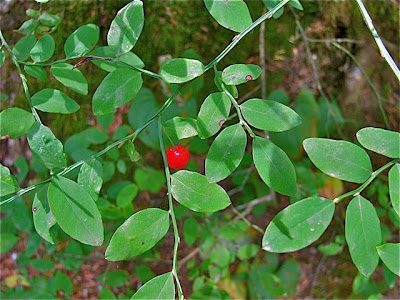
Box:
26, 9, 40, 18
377, 243, 400, 276
28, 123, 67, 170
389, 164, 400, 216
30, 34, 55, 62
160, 58, 205, 84
12, 34, 36, 61
17, 19, 38, 34
345, 196, 381, 277
0, 164, 19, 197
91, 46, 145, 72
116, 183, 138, 207
197, 92, 231, 139
105, 208, 169, 261
32, 190, 56, 244
171, 170, 231, 212
253, 136, 297, 196
39, 12, 61, 27
241, 99, 301, 132
24, 65, 47, 81
222, 64, 261, 85
64, 24, 99, 57
48, 176, 104, 246
303, 138, 372, 183
214, 70, 238, 98
357, 127, 400, 158
31, 89, 80, 114
204, 0, 252, 32
50, 63, 88, 95
238, 244, 259, 260
107, 0, 144, 56
0, 49, 5, 67
93, 68, 142, 115
205, 124, 247, 183
0, 108, 35, 138
124, 141, 141, 162
77, 159, 103, 202
164, 117, 198, 140
131, 273, 175, 300
262, 197, 335, 252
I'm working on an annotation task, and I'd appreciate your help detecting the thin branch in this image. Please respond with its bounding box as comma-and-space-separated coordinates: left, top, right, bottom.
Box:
308, 38, 361, 44
259, 6, 267, 100
177, 247, 200, 271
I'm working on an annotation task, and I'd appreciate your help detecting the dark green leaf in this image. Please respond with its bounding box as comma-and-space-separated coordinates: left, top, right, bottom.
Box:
253, 136, 297, 196
116, 183, 138, 207
276, 259, 300, 295
171, 170, 231, 212
0, 164, 19, 197
50, 63, 88, 95
345, 196, 381, 277
237, 244, 259, 260
134, 167, 165, 193
91, 46, 145, 72
105, 270, 130, 287
205, 124, 247, 183
0, 234, 19, 254
64, 24, 99, 57
31, 259, 54, 271
262, 197, 335, 252
24, 65, 47, 81
31, 89, 80, 114
0, 108, 35, 138
99, 288, 116, 299
77, 159, 103, 201
17, 19, 38, 34
222, 64, 261, 85
377, 243, 400, 276
357, 127, 400, 158
241, 98, 301, 132
389, 164, 400, 216
106, 208, 169, 261
30, 34, 55, 62
26, 9, 40, 18
12, 34, 36, 61
268, 89, 289, 105
164, 117, 198, 140
32, 191, 55, 244
93, 68, 142, 115
160, 58, 205, 84
55, 272, 72, 297
131, 273, 175, 300
14, 156, 29, 182
48, 176, 104, 246
249, 266, 285, 298
124, 141, 141, 162
303, 138, 372, 183
183, 217, 199, 246
39, 13, 61, 26
107, 1, 144, 56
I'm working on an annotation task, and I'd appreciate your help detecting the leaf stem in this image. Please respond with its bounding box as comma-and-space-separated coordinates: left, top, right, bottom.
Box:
333, 158, 399, 204
157, 117, 184, 300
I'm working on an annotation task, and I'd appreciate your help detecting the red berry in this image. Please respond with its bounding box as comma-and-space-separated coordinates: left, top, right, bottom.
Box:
166, 145, 190, 170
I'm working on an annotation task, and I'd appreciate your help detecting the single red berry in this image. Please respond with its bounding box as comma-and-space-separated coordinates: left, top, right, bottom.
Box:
166, 145, 190, 170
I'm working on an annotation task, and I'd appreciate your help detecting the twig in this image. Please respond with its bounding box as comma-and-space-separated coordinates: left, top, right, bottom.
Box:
307, 38, 361, 44
228, 164, 255, 196
237, 85, 261, 104
177, 247, 200, 271
234, 194, 275, 211
259, 6, 267, 100
231, 205, 264, 234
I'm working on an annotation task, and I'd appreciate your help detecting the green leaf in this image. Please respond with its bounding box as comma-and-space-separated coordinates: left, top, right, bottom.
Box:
77, 159, 103, 202
214, 70, 238, 98
0, 164, 19, 197
345, 196, 381, 277
105, 270, 130, 287
64, 24, 99, 57
377, 243, 400, 276
197, 92, 231, 139
50, 63, 88, 95
303, 138, 372, 183
0, 49, 5, 67
32, 191, 55, 244
39, 12, 61, 26
357, 127, 400, 158
0, 234, 19, 254
253, 136, 297, 196
48, 176, 104, 246
183, 217, 199, 246
55, 272, 72, 297
204, 0, 252, 32
17, 19, 39, 34
222, 64, 261, 85
12, 34, 36, 61
30, 34, 55, 62
107, 0, 144, 56
241, 99, 301, 132
124, 141, 141, 162
249, 267, 285, 298
268, 89, 289, 105
105, 208, 169, 261
99, 288, 116, 299
164, 117, 198, 140
26, 9, 40, 18
160, 58, 205, 84
24, 65, 47, 81
276, 259, 300, 295
91, 46, 145, 72
31, 259, 54, 271
0, 108, 35, 138
131, 273, 175, 300
238, 244, 259, 260
15, 156, 29, 182
31, 89, 80, 114
205, 124, 247, 183
93, 68, 142, 115
134, 167, 165, 192
262, 197, 335, 252
171, 170, 231, 212
28, 123, 67, 170
389, 164, 400, 216
116, 183, 138, 207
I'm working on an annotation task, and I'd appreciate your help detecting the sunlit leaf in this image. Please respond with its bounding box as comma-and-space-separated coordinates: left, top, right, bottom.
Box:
357, 127, 400, 158
222, 64, 261, 85
50, 63, 88, 95
160, 58, 204, 84
31, 89, 80, 114
0, 108, 35, 138
64, 24, 99, 57
131, 273, 175, 300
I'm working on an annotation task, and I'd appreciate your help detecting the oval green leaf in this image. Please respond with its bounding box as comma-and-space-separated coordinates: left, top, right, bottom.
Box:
77, 159, 103, 202
107, 0, 144, 56
241, 99, 301, 132
171, 170, 231, 212
24, 65, 47, 81
30, 34, 55, 62
116, 183, 138, 207
31, 89, 80, 114
105, 208, 170, 261
253, 136, 297, 196
48, 176, 104, 246
131, 273, 175, 300
389, 164, 400, 216
262, 197, 335, 252
160, 58, 205, 84
205, 124, 247, 183
345, 195, 381, 277
164, 117, 198, 140
12, 34, 36, 61
0, 108, 35, 138
222, 64, 262, 85
64, 24, 99, 58
39, 12, 61, 26
50, 63, 88, 95
93, 68, 142, 115
356, 127, 400, 158
377, 243, 400, 276
32, 189, 56, 244
303, 138, 372, 183
204, 0, 252, 32
0, 164, 19, 197
197, 92, 231, 139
